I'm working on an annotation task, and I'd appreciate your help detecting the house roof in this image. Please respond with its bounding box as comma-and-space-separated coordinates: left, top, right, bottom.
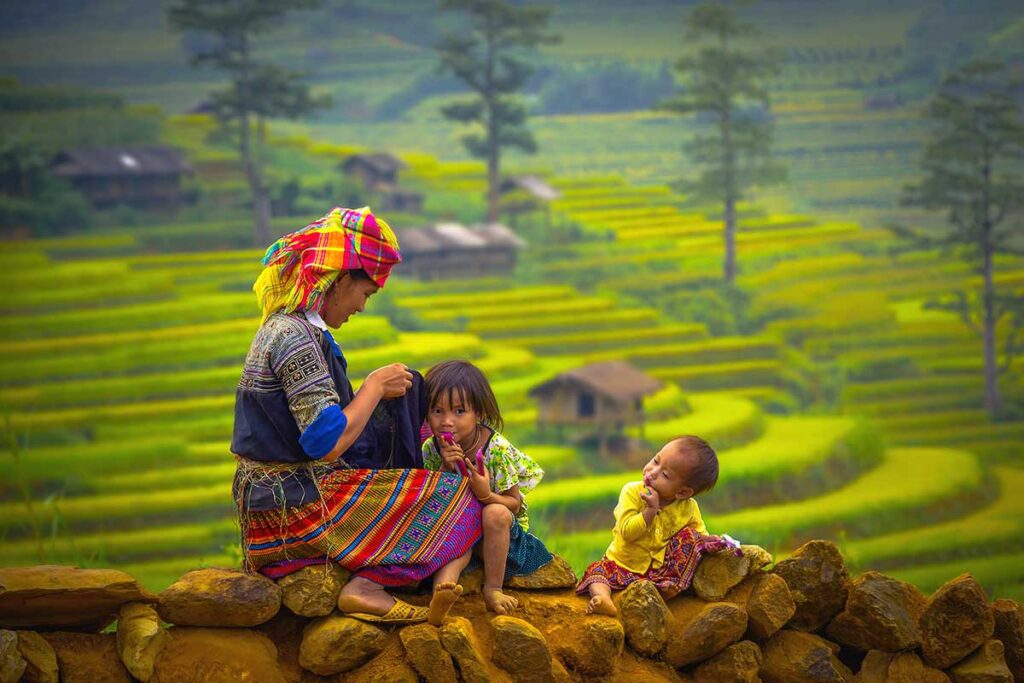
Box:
395, 222, 526, 254
341, 152, 406, 175
528, 361, 663, 403
500, 175, 560, 201
50, 146, 192, 177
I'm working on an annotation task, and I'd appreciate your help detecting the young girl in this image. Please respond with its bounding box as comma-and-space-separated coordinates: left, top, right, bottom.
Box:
577, 435, 736, 616
423, 360, 553, 615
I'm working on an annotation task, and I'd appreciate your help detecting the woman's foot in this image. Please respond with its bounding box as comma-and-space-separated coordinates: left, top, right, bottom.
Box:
428, 582, 464, 626
587, 594, 618, 616
483, 587, 519, 615
338, 577, 396, 616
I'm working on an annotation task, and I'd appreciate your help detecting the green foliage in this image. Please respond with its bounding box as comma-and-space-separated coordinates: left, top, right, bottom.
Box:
535, 61, 675, 115
436, 0, 559, 218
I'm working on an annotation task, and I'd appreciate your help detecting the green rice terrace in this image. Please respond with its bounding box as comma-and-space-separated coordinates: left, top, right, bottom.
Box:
1, 127, 1022, 603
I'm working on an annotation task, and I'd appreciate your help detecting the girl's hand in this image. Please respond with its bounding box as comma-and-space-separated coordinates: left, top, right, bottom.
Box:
438, 433, 464, 472
463, 449, 491, 501
365, 363, 412, 399
640, 485, 660, 510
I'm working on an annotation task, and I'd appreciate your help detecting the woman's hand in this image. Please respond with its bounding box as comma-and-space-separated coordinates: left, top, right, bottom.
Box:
365, 363, 412, 399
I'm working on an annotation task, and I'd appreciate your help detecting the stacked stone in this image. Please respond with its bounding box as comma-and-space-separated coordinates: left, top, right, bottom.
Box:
1, 544, 1021, 683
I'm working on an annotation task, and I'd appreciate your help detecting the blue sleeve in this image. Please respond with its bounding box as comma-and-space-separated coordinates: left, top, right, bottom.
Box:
298, 403, 348, 460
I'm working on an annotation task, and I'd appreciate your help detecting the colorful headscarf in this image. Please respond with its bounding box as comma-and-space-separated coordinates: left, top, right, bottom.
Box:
253, 206, 401, 322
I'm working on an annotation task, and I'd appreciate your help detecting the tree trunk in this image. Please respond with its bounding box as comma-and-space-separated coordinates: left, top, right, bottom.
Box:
487, 127, 500, 223
723, 195, 737, 284
238, 33, 272, 246
239, 110, 273, 246
982, 235, 1002, 417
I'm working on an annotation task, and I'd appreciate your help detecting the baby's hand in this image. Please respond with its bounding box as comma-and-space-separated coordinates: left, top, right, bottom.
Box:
639, 485, 660, 510
438, 433, 464, 472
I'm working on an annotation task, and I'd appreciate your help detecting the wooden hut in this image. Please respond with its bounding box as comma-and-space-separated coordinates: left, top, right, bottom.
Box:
49, 146, 193, 210
380, 187, 424, 214
529, 361, 662, 454
340, 153, 406, 193
499, 175, 560, 228
395, 222, 525, 280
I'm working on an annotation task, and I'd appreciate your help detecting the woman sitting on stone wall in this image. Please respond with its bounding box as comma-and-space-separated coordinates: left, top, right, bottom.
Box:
231, 206, 480, 625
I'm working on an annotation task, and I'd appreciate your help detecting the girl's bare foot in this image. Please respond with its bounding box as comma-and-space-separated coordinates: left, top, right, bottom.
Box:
587, 594, 618, 616
428, 581, 464, 626
483, 587, 519, 615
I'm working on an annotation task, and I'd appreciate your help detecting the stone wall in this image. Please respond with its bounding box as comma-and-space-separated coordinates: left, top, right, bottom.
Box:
0, 541, 1020, 682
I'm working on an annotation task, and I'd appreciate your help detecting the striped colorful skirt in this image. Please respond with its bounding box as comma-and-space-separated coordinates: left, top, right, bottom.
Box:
576, 527, 709, 594
239, 466, 482, 586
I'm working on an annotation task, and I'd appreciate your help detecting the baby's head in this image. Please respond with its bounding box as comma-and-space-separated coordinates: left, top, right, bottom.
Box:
642, 435, 718, 504
424, 360, 503, 443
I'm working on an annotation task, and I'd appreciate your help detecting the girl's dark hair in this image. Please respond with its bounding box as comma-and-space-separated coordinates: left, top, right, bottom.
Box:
671, 435, 718, 495
425, 360, 503, 431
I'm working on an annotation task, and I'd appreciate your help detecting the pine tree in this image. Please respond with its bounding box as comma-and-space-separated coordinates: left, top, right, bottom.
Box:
900, 59, 1024, 417
168, 0, 330, 244
436, 0, 558, 222
659, 2, 784, 284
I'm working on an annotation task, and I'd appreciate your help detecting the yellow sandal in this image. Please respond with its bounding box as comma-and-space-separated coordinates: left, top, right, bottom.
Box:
339, 596, 429, 624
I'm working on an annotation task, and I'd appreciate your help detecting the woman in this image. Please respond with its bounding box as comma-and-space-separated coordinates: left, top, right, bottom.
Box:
231, 206, 481, 625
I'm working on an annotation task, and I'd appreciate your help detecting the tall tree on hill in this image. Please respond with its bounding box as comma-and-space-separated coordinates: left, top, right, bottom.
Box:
659, 2, 784, 285
168, 0, 330, 245
900, 59, 1024, 418
436, 0, 559, 223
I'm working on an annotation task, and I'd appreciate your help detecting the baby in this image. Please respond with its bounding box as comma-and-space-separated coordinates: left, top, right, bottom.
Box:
576, 434, 735, 615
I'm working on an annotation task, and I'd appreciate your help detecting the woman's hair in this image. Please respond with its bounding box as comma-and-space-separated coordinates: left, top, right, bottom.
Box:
670, 434, 718, 496
425, 360, 503, 431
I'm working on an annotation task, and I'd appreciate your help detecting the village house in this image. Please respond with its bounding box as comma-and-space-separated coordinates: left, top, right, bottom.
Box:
499, 175, 560, 228
529, 361, 663, 455
394, 222, 525, 280
49, 146, 193, 211
340, 152, 405, 193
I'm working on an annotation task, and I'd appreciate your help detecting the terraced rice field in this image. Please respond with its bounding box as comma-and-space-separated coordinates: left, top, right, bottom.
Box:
2, 152, 1022, 598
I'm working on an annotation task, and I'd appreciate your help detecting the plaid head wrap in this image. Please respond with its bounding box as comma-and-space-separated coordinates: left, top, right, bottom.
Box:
253, 206, 401, 322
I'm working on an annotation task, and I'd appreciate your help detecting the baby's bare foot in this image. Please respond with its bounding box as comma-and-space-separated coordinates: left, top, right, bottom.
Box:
587, 595, 618, 616
428, 581, 464, 626
483, 587, 519, 615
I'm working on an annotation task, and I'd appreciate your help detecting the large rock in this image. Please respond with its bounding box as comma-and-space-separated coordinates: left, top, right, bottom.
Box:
617, 580, 671, 656
253, 612, 321, 683
724, 572, 795, 641
345, 639, 420, 683
663, 598, 748, 668
116, 602, 167, 682
855, 650, 950, 683
298, 613, 386, 676
400, 623, 458, 683
772, 541, 851, 632
692, 640, 763, 683
439, 616, 491, 683
158, 568, 281, 627
550, 617, 623, 678
278, 564, 348, 618
40, 632, 132, 683
947, 640, 1013, 683
0, 630, 26, 683
491, 615, 554, 683
919, 574, 994, 670
693, 545, 772, 602
506, 554, 578, 590
15, 630, 58, 683
150, 626, 285, 683
991, 598, 1024, 682
0, 566, 156, 631
825, 572, 926, 652
760, 630, 853, 683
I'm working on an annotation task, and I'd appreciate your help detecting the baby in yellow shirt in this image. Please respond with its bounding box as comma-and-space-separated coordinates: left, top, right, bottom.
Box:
576, 435, 735, 616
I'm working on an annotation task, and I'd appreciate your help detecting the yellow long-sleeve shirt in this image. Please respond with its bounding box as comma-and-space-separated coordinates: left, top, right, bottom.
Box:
605, 481, 707, 575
